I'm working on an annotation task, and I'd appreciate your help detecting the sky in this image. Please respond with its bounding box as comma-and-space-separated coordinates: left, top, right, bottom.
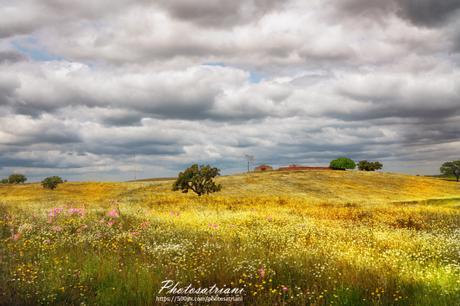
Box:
0, 0, 459, 181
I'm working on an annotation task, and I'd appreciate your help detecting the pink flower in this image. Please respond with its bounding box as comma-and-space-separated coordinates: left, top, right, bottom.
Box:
77, 224, 88, 232
209, 223, 219, 229
107, 220, 115, 227
258, 267, 266, 279
12, 233, 21, 241
282, 286, 288, 292
52, 225, 62, 232
68, 208, 85, 217
170, 211, 180, 217
139, 221, 150, 229
107, 209, 119, 218
48, 207, 64, 219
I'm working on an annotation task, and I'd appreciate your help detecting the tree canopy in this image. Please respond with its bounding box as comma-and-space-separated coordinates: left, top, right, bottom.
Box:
330, 158, 356, 170
172, 164, 222, 196
440, 161, 460, 182
358, 160, 383, 171
41, 176, 64, 190
8, 174, 27, 184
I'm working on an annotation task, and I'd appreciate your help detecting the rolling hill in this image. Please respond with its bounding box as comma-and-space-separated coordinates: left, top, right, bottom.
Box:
1, 170, 459, 206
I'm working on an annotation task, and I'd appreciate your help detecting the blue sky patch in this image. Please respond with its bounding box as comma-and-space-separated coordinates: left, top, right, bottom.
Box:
12, 36, 62, 61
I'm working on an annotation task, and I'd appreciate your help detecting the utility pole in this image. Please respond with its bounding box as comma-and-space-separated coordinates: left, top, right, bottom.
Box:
244, 154, 255, 173
133, 154, 137, 180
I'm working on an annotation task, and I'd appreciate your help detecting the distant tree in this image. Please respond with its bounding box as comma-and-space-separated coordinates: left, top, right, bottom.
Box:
1, 178, 8, 184
440, 161, 460, 182
172, 164, 222, 196
358, 160, 383, 171
330, 157, 356, 170
41, 176, 64, 190
8, 174, 27, 184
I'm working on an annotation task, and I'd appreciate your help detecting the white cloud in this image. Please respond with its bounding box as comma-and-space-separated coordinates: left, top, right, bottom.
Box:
0, 0, 459, 180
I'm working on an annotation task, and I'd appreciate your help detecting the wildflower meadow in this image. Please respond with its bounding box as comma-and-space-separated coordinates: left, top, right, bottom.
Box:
0, 171, 459, 305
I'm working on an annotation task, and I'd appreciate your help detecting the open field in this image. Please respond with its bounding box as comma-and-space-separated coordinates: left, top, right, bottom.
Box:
0, 171, 459, 305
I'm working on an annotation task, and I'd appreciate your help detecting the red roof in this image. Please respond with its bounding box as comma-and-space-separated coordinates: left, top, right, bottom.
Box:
254, 164, 273, 171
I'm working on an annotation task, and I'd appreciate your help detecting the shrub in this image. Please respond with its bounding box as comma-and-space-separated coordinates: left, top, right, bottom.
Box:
172, 164, 222, 196
0, 178, 8, 184
330, 158, 356, 170
358, 160, 383, 171
41, 176, 64, 190
8, 174, 27, 184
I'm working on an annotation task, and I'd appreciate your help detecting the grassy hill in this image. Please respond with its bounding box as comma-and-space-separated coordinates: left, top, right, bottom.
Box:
215, 170, 460, 202
1, 170, 459, 205
0, 171, 459, 305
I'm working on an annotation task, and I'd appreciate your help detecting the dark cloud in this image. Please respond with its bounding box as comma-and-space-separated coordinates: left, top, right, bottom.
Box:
331, 69, 460, 121
0, 51, 27, 63
84, 144, 184, 156
337, 0, 396, 19
0, 127, 81, 147
334, 92, 460, 121
0, 77, 20, 108
338, 0, 460, 27
157, 0, 282, 27
399, 117, 460, 145
0, 63, 245, 120
0, 154, 84, 169
0, 0, 152, 38
99, 111, 144, 127
396, 0, 460, 27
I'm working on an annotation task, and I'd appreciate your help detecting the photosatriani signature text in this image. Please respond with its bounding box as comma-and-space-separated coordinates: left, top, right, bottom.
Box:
155, 280, 244, 303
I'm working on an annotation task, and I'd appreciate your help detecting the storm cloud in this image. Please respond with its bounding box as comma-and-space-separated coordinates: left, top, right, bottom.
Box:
339, 0, 460, 26
0, 0, 459, 180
